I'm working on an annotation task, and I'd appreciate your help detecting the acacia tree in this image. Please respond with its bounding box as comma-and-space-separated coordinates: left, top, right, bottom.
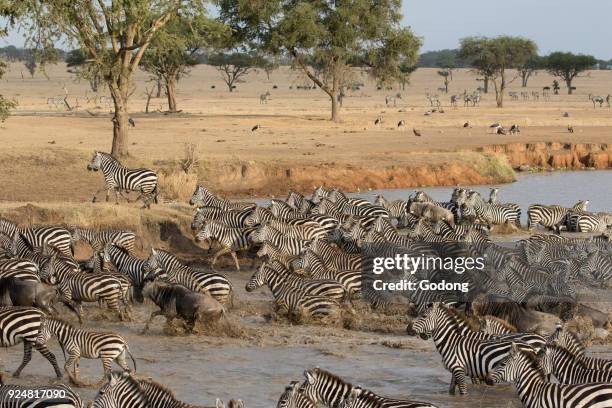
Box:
66, 48, 102, 91
208, 52, 266, 92
437, 69, 451, 93
544, 52, 597, 95
219, 0, 421, 121
518, 55, 543, 87
460, 36, 537, 108
140, 12, 227, 111
13, 0, 202, 157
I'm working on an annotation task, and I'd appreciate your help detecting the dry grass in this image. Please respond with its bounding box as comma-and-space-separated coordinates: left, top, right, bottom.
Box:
157, 171, 199, 202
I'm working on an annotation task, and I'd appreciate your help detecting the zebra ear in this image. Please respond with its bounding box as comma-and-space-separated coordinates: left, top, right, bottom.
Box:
151, 247, 157, 256
290, 381, 300, 393
304, 370, 316, 385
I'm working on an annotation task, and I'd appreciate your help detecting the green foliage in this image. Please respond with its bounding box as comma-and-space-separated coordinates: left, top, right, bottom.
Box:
208, 52, 268, 91
417, 49, 467, 68
219, 0, 421, 120
0, 59, 17, 122
543, 52, 597, 93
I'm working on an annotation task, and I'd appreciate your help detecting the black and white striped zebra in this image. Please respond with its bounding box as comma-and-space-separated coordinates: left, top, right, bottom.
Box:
145, 248, 233, 305
488, 343, 612, 408
87, 151, 158, 208
70, 226, 135, 253
194, 220, 256, 271
0, 218, 73, 257
250, 224, 309, 256
92, 371, 226, 408
300, 367, 354, 408
539, 344, 612, 384
246, 261, 347, 302
0, 307, 63, 382
191, 207, 254, 230
411, 303, 534, 395
189, 185, 255, 210
286, 190, 316, 214
102, 244, 154, 303
37, 317, 136, 386
266, 219, 328, 240
579, 251, 612, 287
309, 239, 363, 272
0, 384, 83, 407
461, 192, 520, 229
327, 190, 389, 218
44, 255, 128, 323
550, 325, 612, 371
0, 258, 43, 282
374, 195, 408, 221
338, 386, 439, 408
571, 212, 612, 232
300, 249, 362, 298
278, 381, 317, 408
527, 201, 587, 233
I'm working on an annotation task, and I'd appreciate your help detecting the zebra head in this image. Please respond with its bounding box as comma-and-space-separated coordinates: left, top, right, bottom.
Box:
194, 222, 212, 243
338, 387, 362, 408
191, 209, 207, 231
488, 343, 544, 385
327, 188, 347, 204
277, 381, 302, 408
87, 151, 103, 172
285, 190, 301, 209
537, 345, 555, 380
189, 185, 212, 207
245, 263, 268, 292
143, 248, 165, 280
410, 302, 442, 340
374, 194, 386, 207
413, 191, 429, 202
300, 367, 350, 407
311, 186, 328, 204
93, 371, 145, 408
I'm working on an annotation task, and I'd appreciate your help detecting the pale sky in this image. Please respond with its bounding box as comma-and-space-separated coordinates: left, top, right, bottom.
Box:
402, 0, 612, 59
2, 1, 611, 60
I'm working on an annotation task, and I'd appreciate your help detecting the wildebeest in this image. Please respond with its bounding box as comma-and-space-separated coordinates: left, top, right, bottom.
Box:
409, 202, 454, 225
141, 280, 225, 334
0, 277, 59, 315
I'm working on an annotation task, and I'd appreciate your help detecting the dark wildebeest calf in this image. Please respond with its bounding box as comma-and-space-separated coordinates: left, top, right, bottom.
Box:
0, 277, 59, 315
141, 281, 225, 334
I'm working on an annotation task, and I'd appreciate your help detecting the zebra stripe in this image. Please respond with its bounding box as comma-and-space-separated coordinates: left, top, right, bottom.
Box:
102, 244, 153, 302
540, 344, 612, 384
195, 220, 256, 271
0, 218, 73, 257
278, 381, 317, 408
189, 185, 255, 210
191, 207, 253, 230
88, 151, 158, 207
145, 248, 233, 305
70, 226, 135, 253
339, 386, 438, 408
0, 307, 63, 382
489, 345, 612, 408
250, 225, 309, 256
38, 317, 135, 385
550, 326, 612, 371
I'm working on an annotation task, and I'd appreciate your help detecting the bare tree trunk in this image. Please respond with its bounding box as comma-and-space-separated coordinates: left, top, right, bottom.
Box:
156, 76, 162, 98
483, 76, 489, 93
566, 79, 573, 94
494, 73, 505, 108
166, 76, 177, 112
330, 93, 339, 121
109, 84, 130, 157
521, 71, 528, 87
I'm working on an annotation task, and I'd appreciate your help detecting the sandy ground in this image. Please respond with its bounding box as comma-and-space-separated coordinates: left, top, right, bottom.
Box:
0, 64, 611, 200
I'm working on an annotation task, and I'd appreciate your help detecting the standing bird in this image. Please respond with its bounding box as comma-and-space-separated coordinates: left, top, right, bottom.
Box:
251, 124, 262, 132
128, 117, 136, 127
568, 125, 574, 133
563, 112, 570, 117
374, 116, 383, 127
397, 120, 406, 130
509, 124, 520, 135
412, 128, 422, 137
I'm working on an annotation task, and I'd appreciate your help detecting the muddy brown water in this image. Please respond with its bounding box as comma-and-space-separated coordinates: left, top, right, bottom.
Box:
2, 171, 612, 407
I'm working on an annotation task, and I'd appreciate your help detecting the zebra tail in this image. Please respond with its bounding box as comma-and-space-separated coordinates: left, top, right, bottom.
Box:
153, 184, 159, 204
126, 346, 137, 372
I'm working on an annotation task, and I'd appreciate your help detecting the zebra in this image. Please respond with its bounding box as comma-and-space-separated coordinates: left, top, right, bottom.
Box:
412, 191, 458, 219
411, 303, 534, 395
250, 224, 309, 256
385, 93, 401, 107
461, 191, 520, 229
0, 218, 73, 257
44, 254, 128, 323
299, 249, 362, 298
278, 381, 317, 408
579, 251, 612, 287
572, 212, 612, 232
145, 248, 233, 305
374, 195, 408, 221
194, 220, 256, 271
327, 190, 389, 218
300, 367, 353, 407
189, 185, 256, 210
0, 258, 43, 282
309, 239, 364, 272
246, 261, 347, 302
549, 325, 612, 371
257, 241, 301, 271
37, 317, 136, 386
539, 344, 612, 384
527, 201, 587, 233
87, 151, 158, 208
0, 384, 83, 407
311, 186, 370, 207
266, 219, 328, 240
102, 244, 154, 303
92, 371, 226, 408
69, 226, 135, 253
286, 190, 316, 214
0, 307, 63, 383
338, 386, 439, 408
191, 207, 254, 230
488, 343, 612, 408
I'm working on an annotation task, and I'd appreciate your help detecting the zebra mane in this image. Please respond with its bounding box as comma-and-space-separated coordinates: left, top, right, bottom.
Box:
515, 348, 547, 381
482, 315, 517, 333
441, 305, 480, 331
546, 343, 590, 369
308, 367, 352, 388
555, 328, 586, 352
136, 375, 181, 403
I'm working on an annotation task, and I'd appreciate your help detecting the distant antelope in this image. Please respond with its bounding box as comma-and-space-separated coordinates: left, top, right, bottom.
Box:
260, 91, 271, 104
531, 91, 539, 101
591, 95, 605, 108
508, 91, 518, 101
509, 124, 520, 135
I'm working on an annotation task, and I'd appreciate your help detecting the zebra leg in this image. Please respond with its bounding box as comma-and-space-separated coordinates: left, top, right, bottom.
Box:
450, 366, 468, 395
210, 247, 231, 269
230, 251, 241, 272
98, 358, 113, 386
13, 342, 33, 378
34, 342, 63, 379
92, 186, 108, 203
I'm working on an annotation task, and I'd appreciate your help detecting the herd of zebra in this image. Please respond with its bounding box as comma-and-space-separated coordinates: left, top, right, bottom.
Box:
1, 151, 612, 406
